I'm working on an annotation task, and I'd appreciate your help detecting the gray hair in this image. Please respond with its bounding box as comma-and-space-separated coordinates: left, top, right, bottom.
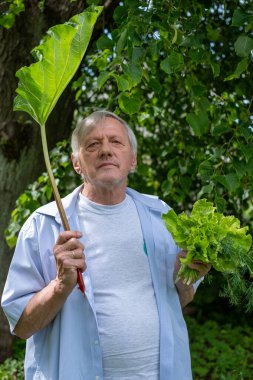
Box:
71, 110, 137, 159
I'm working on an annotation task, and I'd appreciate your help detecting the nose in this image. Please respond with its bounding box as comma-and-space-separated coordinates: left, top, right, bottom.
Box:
99, 139, 112, 157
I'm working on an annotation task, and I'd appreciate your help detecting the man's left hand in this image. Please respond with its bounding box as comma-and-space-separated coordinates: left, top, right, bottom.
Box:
174, 250, 211, 308
174, 250, 211, 285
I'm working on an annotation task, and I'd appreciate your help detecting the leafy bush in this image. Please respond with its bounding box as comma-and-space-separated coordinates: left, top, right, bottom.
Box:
0, 339, 25, 380
186, 316, 253, 379
0, 358, 24, 380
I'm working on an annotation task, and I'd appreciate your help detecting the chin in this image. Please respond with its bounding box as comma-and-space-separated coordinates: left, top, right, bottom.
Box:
98, 176, 124, 187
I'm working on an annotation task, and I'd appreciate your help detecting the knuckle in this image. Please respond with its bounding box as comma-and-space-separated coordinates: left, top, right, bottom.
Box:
64, 239, 76, 251
53, 245, 61, 256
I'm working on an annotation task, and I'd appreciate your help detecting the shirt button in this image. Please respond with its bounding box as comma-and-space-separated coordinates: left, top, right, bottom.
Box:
94, 340, 99, 345
95, 376, 100, 380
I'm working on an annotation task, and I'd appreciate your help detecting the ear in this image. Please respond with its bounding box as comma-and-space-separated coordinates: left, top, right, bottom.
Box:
71, 153, 81, 174
130, 154, 137, 172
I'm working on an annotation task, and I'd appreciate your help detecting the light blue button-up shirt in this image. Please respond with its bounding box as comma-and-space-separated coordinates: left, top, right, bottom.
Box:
2, 186, 193, 380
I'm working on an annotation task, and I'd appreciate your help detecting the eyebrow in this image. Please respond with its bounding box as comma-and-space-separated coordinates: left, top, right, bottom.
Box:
85, 134, 124, 142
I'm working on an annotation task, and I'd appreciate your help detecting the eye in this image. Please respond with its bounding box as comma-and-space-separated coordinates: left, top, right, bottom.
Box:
112, 139, 122, 145
86, 141, 100, 150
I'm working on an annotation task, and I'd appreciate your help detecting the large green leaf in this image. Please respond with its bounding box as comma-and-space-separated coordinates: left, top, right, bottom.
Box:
116, 75, 131, 92
13, 6, 103, 126
160, 52, 184, 74
234, 35, 253, 58
224, 58, 249, 81
186, 110, 210, 136
198, 160, 214, 182
232, 9, 253, 27
118, 91, 142, 115
97, 71, 112, 89
124, 63, 142, 88
214, 173, 240, 193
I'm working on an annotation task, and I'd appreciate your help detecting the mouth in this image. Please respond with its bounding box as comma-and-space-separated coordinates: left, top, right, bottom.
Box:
98, 162, 117, 168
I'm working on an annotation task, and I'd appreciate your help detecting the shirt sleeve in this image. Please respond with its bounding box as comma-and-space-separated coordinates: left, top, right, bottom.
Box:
192, 276, 204, 293
1, 214, 46, 334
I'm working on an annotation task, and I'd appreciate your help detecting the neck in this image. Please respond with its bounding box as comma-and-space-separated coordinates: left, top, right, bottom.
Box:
81, 182, 127, 205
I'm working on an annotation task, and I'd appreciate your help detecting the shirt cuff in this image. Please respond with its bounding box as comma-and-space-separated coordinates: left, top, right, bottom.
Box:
192, 276, 204, 293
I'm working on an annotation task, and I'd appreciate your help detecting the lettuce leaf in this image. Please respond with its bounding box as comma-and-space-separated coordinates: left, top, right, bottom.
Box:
163, 199, 252, 285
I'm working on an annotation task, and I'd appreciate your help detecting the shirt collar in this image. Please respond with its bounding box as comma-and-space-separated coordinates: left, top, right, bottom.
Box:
126, 187, 169, 213
35, 185, 168, 224
36, 184, 83, 224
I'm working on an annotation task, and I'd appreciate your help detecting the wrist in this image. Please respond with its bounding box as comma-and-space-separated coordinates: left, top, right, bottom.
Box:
52, 278, 73, 298
175, 280, 194, 308
175, 279, 194, 293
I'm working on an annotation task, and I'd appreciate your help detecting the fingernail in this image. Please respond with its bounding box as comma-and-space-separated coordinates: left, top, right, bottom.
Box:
77, 231, 83, 237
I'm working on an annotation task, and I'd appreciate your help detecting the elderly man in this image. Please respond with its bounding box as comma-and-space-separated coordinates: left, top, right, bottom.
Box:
2, 110, 210, 380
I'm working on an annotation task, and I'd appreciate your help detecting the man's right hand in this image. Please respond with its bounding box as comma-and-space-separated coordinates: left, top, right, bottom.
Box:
53, 231, 86, 292
15, 231, 86, 339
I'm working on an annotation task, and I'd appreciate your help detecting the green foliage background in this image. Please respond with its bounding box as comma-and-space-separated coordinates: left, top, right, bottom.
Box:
187, 316, 253, 379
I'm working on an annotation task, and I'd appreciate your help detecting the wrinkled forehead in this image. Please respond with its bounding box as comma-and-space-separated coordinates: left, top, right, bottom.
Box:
81, 116, 129, 142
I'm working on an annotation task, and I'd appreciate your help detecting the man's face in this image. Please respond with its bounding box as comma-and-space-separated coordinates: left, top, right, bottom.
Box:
73, 117, 137, 190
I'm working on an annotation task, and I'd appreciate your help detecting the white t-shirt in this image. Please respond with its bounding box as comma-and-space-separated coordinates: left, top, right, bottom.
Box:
77, 193, 160, 380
